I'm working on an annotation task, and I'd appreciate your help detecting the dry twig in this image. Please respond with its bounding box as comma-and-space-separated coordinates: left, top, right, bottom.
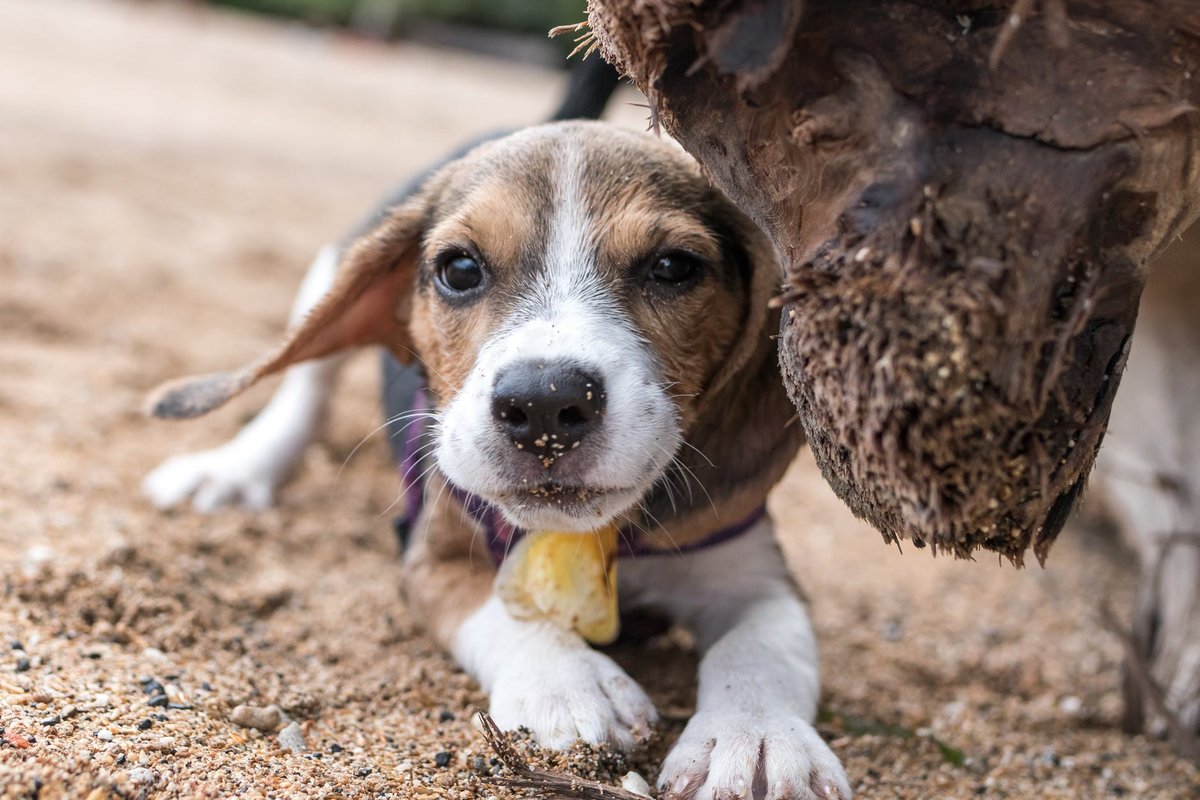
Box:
1099, 601, 1200, 763
472, 710, 651, 799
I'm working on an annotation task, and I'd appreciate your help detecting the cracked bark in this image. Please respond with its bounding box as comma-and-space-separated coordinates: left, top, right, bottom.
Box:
588, 0, 1200, 564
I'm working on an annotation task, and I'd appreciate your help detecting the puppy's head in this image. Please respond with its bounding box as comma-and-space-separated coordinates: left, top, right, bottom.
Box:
149, 121, 781, 532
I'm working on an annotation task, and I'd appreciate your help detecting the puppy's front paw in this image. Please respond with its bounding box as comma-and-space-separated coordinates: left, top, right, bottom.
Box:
142, 445, 282, 512
658, 712, 851, 800
489, 646, 657, 751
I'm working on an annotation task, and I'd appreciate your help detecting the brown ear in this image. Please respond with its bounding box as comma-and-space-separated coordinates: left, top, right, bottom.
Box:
704, 214, 783, 398
146, 201, 428, 420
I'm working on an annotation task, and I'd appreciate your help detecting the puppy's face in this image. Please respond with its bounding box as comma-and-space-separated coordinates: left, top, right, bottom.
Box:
410, 124, 766, 531
149, 122, 777, 532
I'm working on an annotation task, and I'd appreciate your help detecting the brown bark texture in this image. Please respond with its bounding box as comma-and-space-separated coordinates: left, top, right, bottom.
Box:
587, 0, 1200, 564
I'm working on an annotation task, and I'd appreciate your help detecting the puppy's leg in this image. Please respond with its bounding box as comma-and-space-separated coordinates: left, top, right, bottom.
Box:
623, 521, 851, 800
143, 245, 350, 511
403, 504, 657, 751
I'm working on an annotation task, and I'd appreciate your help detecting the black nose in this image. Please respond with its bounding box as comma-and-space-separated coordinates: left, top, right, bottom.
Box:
491, 360, 606, 458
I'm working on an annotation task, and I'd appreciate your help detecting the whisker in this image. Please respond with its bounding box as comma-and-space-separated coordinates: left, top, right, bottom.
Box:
382, 408, 442, 427
635, 503, 685, 557
673, 456, 718, 518
337, 409, 442, 486
426, 472, 455, 534
659, 468, 680, 515
391, 343, 462, 394
379, 445, 442, 519
613, 509, 651, 556
502, 507, 524, 562
655, 456, 691, 513
678, 439, 716, 469
658, 445, 717, 519
400, 443, 443, 486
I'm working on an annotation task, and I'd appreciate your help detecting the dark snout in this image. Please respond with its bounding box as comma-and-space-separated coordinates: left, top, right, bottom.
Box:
491, 360, 606, 461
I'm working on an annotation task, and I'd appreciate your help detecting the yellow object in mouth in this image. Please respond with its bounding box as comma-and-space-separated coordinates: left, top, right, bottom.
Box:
495, 526, 620, 645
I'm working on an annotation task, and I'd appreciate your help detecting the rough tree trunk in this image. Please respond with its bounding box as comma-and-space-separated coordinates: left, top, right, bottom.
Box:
587, 0, 1200, 563
585, 0, 1200, 737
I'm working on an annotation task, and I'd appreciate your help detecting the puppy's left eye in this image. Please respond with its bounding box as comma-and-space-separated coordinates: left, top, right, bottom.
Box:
648, 252, 702, 285
436, 253, 484, 294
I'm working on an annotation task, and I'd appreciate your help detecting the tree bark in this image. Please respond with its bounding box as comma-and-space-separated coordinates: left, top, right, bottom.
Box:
588, 0, 1200, 563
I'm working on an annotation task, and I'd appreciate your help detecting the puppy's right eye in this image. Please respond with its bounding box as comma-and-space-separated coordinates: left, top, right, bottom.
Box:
436, 253, 484, 294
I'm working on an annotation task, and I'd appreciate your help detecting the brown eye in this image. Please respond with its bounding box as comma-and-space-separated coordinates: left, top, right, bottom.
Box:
437, 253, 484, 294
648, 252, 702, 285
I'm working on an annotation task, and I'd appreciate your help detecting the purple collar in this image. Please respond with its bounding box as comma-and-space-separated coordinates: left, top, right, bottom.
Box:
394, 386, 765, 565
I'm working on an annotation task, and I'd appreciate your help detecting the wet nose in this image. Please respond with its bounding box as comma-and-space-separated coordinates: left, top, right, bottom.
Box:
491, 360, 606, 457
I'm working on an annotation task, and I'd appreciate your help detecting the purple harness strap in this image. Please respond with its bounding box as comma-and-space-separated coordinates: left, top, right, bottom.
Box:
396, 386, 765, 565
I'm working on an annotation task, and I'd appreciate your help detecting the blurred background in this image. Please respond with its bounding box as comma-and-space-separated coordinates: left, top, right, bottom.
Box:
159, 0, 588, 63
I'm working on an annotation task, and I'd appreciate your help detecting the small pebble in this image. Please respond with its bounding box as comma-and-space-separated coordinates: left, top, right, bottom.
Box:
438, 709, 455, 722
228, 704, 284, 733
621, 771, 653, 798
15, 657, 31, 673
357, 767, 372, 777
329, 743, 344, 754
21, 544, 56, 576
61, 704, 77, 720
96, 729, 113, 742
137, 719, 153, 731
147, 694, 169, 708
434, 750, 452, 768
277, 721, 306, 754
1059, 695, 1083, 714
127, 767, 156, 786
10, 641, 24, 651
139, 679, 165, 696
40, 715, 61, 727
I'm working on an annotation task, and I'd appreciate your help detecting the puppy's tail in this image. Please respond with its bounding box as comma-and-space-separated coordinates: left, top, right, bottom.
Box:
549, 55, 621, 122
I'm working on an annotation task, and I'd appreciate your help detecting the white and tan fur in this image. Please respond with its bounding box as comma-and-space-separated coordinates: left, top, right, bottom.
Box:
144, 121, 851, 800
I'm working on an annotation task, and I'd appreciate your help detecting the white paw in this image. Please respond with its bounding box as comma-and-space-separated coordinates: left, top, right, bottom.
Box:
142, 445, 283, 512
488, 646, 657, 751
658, 712, 851, 800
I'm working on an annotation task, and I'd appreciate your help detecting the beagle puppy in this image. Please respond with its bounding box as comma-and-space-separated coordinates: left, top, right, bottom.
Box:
144, 121, 852, 800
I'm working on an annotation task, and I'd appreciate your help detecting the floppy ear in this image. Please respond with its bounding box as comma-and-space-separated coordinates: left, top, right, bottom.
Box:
146, 200, 429, 420
703, 214, 783, 398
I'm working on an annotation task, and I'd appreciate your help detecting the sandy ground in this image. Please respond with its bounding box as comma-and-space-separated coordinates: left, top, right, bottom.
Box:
1, 1, 1198, 798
